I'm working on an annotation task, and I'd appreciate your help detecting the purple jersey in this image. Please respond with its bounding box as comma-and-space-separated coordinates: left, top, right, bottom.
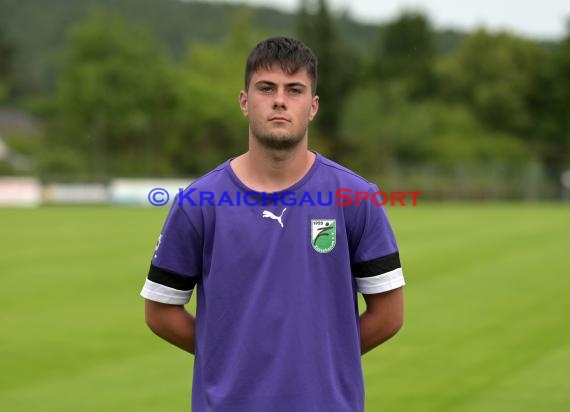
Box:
141, 152, 405, 411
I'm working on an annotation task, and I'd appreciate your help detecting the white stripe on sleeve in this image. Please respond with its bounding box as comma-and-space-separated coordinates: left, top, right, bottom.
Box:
140, 279, 193, 305
356, 268, 405, 294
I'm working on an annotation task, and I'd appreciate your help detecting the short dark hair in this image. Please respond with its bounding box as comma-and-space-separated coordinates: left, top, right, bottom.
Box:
244, 37, 318, 95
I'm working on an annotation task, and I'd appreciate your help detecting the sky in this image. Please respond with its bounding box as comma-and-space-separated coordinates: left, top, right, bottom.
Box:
206, 0, 570, 40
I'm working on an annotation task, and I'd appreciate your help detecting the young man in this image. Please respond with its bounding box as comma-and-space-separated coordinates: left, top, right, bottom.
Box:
141, 37, 405, 411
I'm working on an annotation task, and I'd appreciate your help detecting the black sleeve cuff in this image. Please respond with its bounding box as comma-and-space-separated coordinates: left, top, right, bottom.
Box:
148, 264, 199, 290
351, 251, 401, 278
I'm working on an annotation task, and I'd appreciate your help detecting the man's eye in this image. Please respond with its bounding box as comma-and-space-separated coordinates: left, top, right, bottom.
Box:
289, 88, 302, 94
260, 86, 273, 93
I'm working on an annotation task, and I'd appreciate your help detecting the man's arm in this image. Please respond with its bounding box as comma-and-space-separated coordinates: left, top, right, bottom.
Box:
144, 299, 196, 354
359, 287, 404, 355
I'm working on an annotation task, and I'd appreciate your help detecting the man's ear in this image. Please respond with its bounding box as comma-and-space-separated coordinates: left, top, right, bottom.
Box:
309, 95, 319, 121
239, 91, 248, 116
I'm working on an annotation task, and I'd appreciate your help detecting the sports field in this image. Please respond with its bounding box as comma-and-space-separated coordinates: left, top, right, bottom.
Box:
1, 204, 569, 411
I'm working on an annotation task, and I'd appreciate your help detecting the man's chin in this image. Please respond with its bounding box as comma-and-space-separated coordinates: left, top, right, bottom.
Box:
254, 133, 304, 151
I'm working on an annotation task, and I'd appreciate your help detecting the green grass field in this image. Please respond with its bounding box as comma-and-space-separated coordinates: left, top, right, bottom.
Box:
1, 204, 569, 411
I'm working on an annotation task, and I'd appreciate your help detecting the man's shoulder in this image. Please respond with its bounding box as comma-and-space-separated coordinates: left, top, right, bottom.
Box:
182, 159, 232, 192
315, 153, 377, 190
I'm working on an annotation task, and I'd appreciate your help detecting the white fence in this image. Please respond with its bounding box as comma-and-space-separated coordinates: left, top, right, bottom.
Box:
0, 178, 192, 207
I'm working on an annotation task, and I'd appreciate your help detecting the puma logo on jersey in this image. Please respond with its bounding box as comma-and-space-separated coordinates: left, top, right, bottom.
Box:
262, 208, 287, 228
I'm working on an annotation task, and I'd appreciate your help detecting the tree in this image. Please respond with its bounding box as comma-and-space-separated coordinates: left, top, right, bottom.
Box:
173, 9, 257, 175
0, 26, 14, 101
532, 23, 570, 174
373, 11, 437, 98
50, 10, 179, 178
297, 0, 358, 162
436, 29, 546, 138
340, 85, 532, 177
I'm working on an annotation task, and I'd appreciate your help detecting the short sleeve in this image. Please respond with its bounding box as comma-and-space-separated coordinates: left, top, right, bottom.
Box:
349, 185, 405, 294
140, 197, 202, 305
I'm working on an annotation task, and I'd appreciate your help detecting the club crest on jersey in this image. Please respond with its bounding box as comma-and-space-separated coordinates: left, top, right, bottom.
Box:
311, 219, 336, 253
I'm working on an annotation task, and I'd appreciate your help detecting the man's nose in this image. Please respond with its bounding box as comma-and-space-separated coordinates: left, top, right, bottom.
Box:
273, 90, 286, 109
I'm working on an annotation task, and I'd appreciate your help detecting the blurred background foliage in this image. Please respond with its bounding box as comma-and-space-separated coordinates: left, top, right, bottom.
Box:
0, 0, 568, 199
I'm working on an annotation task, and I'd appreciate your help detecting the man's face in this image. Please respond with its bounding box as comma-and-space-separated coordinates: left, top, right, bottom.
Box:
239, 64, 319, 151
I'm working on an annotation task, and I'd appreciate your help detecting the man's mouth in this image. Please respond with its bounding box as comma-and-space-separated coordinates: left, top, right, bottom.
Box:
269, 116, 290, 122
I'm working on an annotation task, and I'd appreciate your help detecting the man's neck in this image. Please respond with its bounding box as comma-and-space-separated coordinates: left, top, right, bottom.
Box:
231, 144, 316, 192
